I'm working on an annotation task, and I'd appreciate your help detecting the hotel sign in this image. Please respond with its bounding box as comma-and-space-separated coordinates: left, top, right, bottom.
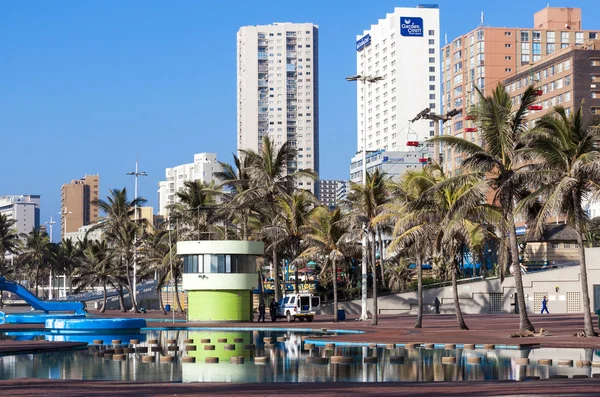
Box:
356, 34, 371, 51
400, 17, 424, 37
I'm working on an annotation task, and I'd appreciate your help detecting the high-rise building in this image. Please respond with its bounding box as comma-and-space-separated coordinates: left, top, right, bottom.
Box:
60, 175, 99, 237
237, 23, 319, 193
0, 195, 40, 236
157, 153, 223, 216
441, 6, 598, 174
353, 5, 440, 174
317, 180, 344, 208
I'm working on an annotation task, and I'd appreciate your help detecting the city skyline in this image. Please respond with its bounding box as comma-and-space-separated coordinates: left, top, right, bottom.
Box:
1, 0, 598, 240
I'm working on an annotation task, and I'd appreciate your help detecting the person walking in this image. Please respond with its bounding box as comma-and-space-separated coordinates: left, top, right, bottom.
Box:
258, 299, 266, 322
269, 298, 279, 322
541, 296, 550, 314
434, 297, 441, 314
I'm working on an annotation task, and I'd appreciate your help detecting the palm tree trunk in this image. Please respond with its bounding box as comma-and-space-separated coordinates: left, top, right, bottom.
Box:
415, 252, 423, 328
573, 195, 596, 336
158, 284, 166, 315
452, 257, 469, 330
273, 249, 280, 304
116, 284, 126, 312
507, 208, 535, 333
101, 281, 107, 313
377, 227, 385, 287
258, 271, 264, 302
126, 260, 139, 313
174, 276, 184, 314
333, 259, 339, 323
370, 231, 378, 326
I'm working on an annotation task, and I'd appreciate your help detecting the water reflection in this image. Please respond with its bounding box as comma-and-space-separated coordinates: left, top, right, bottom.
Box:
0, 329, 597, 383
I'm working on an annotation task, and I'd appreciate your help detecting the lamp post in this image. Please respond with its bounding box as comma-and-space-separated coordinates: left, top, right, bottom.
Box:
59, 209, 72, 298
346, 74, 383, 321
167, 217, 175, 324
127, 157, 147, 310
411, 108, 461, 164
45, 216, 56, 299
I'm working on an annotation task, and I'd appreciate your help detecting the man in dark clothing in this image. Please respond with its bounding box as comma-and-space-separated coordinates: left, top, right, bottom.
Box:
541, 296, 550, 314
269, 298, 278, 322
258, 299, 266, 322
434, 297, 441, 314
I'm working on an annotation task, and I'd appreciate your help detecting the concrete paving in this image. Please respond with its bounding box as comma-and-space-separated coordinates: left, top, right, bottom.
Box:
1, 310, 600, 395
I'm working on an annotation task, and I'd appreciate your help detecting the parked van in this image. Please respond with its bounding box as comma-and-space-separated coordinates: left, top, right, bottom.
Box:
276, 293, 320, 322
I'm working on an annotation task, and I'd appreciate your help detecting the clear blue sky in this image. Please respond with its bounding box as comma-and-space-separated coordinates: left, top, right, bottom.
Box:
1, 0, 597, 241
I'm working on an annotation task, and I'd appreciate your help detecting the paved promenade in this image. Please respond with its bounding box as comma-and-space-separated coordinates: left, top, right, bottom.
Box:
1, 310, 600, 395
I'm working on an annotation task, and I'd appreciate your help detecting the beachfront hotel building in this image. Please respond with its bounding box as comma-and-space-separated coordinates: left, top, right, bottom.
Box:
237, 23, 319, 194
60, 175, 99, 236
350, 5, 440, 182
441, 6, 598, 175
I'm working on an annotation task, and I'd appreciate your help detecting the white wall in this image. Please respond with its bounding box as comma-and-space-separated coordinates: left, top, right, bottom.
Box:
325, 247, 600, 315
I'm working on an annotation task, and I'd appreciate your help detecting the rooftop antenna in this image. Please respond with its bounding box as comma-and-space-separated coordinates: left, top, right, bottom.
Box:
444, 33, 448, 45
480, 12, 484, 27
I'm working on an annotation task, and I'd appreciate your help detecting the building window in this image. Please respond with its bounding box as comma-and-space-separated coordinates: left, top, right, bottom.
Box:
505, 31, 512, 36
561, 31, 569, 43
521, 42, 530, 54
576, 32, 584, 44
505, 68, 512, 72
505, 56, 512, 60
521, 54, 530, 65
505, 43, 512, 48
532, 43, 541, 55
591, 32, 597, 40
521, 31, 529, 42
429, 30, 435, 36
547, 43, 555, 54
532, 31, 541, 42
429, 39, 435, 45
547, 31, 555, 43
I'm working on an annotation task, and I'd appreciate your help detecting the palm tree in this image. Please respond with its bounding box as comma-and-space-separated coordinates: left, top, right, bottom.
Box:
519, 105, 600, 336
168, 180, 222, 241
382, 166, 441, 328
139, 228, 173, 315
431, 84, 538, 333
93, 188, 146, 312
346, 168, 391, 326
241, 136, 317, 303
22, 228, 51, 297
215, 154, 255, 240
384, 256, 413, 293
298, 207, 357, 322
0, 214, 20, 264
73, 240, 115, 313
262, 191, 317, 293
52, 238, 81, 296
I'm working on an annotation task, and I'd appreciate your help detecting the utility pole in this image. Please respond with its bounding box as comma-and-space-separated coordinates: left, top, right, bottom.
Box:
127, 157, 147, 310
346, 74, 384, 321
46, 216, 56, 299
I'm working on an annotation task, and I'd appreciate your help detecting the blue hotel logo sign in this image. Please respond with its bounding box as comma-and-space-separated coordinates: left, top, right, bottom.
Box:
400, 17, 423, 37
356, 34, 371, 51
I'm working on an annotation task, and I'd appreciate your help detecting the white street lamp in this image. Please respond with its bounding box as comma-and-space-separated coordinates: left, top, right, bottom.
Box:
346, 74, 383, 321
59, 209, 72, 299
45, 216, 56, 299
127, 157, 147, 310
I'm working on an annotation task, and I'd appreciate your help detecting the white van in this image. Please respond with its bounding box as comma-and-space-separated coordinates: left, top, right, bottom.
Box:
276, 293, 320, 322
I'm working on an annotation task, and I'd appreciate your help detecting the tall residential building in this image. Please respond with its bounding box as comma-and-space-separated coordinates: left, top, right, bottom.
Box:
441, 6, 598, 174
317, 179, 344, 208
157, 153, 223, 216
0, 195, 40, 236
237, 23, 319, 193
505, 40, 600, 228
352, 4, 440, 181
60, 175, 99, 236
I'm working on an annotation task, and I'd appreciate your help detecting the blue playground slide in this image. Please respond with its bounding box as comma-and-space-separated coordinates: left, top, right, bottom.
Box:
0, 277, 86, 315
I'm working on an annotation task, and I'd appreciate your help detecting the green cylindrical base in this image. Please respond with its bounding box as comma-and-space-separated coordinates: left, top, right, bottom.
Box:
188, 290, 252, 321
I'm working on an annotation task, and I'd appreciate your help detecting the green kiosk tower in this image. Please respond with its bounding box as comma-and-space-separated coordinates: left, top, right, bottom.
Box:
178, 240, 264, 321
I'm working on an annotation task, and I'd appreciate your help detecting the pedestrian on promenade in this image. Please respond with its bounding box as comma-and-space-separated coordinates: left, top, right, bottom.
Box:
541, 296, 550, 314
269, 298, 279, 322
258, 299, 266, 322
434, 297, 441, 314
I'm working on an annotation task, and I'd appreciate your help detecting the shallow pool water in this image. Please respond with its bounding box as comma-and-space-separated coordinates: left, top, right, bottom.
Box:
0, 329, 597, 383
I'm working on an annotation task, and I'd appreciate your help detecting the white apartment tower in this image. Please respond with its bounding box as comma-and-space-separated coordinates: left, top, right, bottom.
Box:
237, 23, 319, 193
354, 5, 440, 171
157, 153, 223, 216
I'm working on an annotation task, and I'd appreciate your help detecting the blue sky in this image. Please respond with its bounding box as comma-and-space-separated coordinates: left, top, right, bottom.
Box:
1, 0, 598, 241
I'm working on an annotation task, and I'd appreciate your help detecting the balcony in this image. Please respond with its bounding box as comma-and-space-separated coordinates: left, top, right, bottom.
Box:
286, 64, 296, 71
286, 51, 297, 58
287, 93, 296, 99
286, 113, 296, 119
258, 39, 268, 46
258, 114, 269, 121
258, 52, 268, 60
258, 65, 268, 73
258, 79, 268, 86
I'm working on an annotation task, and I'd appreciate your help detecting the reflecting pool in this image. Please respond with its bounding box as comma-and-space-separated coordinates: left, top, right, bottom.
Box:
0, 329, 597, 383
